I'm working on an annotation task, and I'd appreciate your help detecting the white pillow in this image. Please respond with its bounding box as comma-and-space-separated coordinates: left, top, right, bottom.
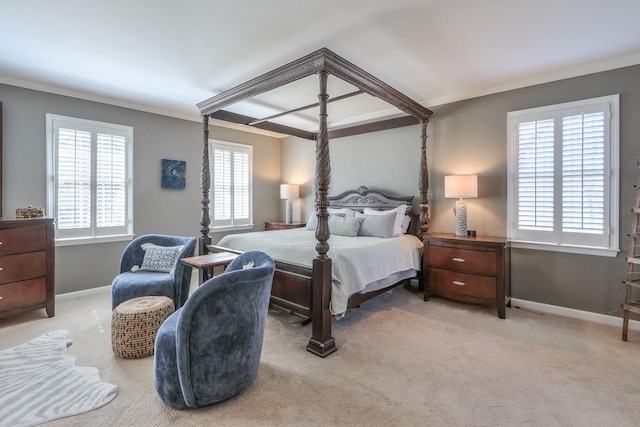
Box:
329, 208, 356, 217
401, 215, 411, 234
363, 205, 407, 237
355, 211, 396, 238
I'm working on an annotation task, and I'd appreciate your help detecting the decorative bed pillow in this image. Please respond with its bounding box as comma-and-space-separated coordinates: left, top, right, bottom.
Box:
305, 213, 322, 231
363, 205, 407, 237
328, 215, 364, 237
138, 243, 184, 272
401, 215, 411, 234
355, 211, 397, 238
305, 208, 356, 230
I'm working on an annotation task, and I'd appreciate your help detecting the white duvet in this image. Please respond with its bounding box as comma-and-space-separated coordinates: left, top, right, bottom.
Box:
217, 228, 423, 316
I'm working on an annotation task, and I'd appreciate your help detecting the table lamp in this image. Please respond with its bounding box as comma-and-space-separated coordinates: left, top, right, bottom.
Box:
444, 175, 478, 236
280, 183, 299, 224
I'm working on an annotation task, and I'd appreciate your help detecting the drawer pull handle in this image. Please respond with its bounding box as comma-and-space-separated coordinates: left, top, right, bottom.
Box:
0, 296, 3, 300
452, 257, 466, 263
452, 280, 466, 286
0, 267, 3, 271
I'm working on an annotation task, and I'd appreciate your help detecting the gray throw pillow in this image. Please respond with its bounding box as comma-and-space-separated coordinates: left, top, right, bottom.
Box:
305, 208, 355, 230
328, 215, 364, 237
356, 211, 397, 238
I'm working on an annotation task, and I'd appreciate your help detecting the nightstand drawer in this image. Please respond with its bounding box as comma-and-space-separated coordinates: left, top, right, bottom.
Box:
428, 245, 497, 275
429, 268, 496, 300
424, 233, 510, 318
265, 221, 306, 231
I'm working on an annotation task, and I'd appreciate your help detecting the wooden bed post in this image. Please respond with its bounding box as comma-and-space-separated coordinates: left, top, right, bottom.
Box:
418, 119, 430, 292
307, 70, 337, 357
418, 119, 430, 239
199, 116, 212, 282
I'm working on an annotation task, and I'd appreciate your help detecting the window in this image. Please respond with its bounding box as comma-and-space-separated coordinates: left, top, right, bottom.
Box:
46, 114, 133, 244
210, 140, 253, 229
507, 95, 619, 257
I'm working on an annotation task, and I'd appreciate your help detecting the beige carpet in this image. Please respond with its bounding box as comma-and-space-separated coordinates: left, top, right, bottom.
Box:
1, 285, 639, 427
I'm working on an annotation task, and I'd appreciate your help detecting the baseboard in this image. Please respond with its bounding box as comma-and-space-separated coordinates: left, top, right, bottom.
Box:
53, 289, 640, 333
511, 298, 640, 331
56, 285, 111, 301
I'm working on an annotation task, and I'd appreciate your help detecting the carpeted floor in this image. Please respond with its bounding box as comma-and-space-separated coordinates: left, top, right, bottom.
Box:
1, 284, 639, 427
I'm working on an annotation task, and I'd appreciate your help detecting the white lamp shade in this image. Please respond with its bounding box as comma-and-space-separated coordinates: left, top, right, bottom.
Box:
280, 183, 300, 200
444, 175, 478, 199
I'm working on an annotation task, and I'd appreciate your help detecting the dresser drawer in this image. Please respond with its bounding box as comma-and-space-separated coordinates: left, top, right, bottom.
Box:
429, 268, 497, 300
0, 278, 47, 312
428, 245, 497, 275
0, 224, 46, 255
0, 251, 47, 284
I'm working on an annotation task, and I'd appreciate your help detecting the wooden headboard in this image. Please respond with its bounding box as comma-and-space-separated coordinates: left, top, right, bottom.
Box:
328, 186, 419, 236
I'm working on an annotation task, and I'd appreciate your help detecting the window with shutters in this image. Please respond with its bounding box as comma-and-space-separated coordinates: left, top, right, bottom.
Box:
46, 114, 133, 245
506, 95, 619, 257
210, 140, 253, 230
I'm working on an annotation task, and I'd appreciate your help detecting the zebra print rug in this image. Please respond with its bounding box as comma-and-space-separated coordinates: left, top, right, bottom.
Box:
0, 329, 117, 427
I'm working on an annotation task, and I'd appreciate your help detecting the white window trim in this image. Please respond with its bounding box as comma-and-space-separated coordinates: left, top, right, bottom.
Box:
210, 139, 254, 232
46, 114, 134, 246
506, 95, 620, 257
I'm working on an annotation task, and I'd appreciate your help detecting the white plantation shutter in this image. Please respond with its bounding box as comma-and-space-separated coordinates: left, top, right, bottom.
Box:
561, 112, 606, 238
57, 128, 92, 231
517, 119, 554, 232
233, 150, 250, 221
507, 95, 619, 255
96, 133, 127, 230
211, 140, 252, 228
47, 114, 133, 241
213, 148, 232, 226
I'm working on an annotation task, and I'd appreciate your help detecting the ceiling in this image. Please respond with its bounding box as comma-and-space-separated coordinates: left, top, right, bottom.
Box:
1, 0, 640, 136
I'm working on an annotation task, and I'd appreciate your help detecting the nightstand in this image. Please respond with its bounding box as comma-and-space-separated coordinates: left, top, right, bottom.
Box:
424, 233, 510, 318
264, 221, 306, 231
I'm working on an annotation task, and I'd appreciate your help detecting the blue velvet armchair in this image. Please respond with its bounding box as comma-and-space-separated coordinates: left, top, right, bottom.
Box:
111, 234, 197, 310
154, 250, 275, 409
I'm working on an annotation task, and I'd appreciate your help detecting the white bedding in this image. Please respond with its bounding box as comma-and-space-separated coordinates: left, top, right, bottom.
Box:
217, 228, 423, 316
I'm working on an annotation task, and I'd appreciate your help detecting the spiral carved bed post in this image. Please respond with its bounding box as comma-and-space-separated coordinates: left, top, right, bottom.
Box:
417, 119, 430, 292
307, 70, 337, 358
418, 119, 430, 239
199, 116, 212, 280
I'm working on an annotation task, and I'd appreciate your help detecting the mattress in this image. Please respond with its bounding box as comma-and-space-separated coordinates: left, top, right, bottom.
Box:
217, 228, 423, 316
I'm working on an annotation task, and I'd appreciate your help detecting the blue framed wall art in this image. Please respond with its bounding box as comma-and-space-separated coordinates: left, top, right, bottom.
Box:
161, 159, 186, 189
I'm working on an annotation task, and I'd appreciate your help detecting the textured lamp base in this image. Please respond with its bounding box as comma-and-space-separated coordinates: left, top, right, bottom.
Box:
454, 199, 468, 236
285, 200, 293, 224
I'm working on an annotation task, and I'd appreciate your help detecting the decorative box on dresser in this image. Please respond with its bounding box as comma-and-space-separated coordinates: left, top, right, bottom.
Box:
264, 221, 306, 231
0, 217, 55, 319
424, 233, 510, 319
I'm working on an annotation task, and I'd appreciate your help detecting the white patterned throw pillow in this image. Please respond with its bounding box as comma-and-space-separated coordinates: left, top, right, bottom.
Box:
138, 243, 184, 272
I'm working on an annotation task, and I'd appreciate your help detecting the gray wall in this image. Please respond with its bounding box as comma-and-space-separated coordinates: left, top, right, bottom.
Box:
0, 84, 281, 294
280, 125, 429, 223
281, 64, 640, 317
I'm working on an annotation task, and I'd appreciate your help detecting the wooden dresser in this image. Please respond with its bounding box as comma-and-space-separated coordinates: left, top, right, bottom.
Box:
424, 233, 510, 318
264, 221, 306, 231
0, 217, 55, 319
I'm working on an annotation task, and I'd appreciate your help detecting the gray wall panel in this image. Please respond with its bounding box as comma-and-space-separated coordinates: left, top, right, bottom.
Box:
0, 84, 280, 294
281, 64, 640, 317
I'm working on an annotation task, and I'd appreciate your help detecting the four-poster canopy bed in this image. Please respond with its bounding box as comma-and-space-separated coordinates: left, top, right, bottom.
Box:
196, 48, 433, 357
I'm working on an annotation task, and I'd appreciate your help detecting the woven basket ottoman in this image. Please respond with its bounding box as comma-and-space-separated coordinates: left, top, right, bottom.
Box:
112, 296, 174, 359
